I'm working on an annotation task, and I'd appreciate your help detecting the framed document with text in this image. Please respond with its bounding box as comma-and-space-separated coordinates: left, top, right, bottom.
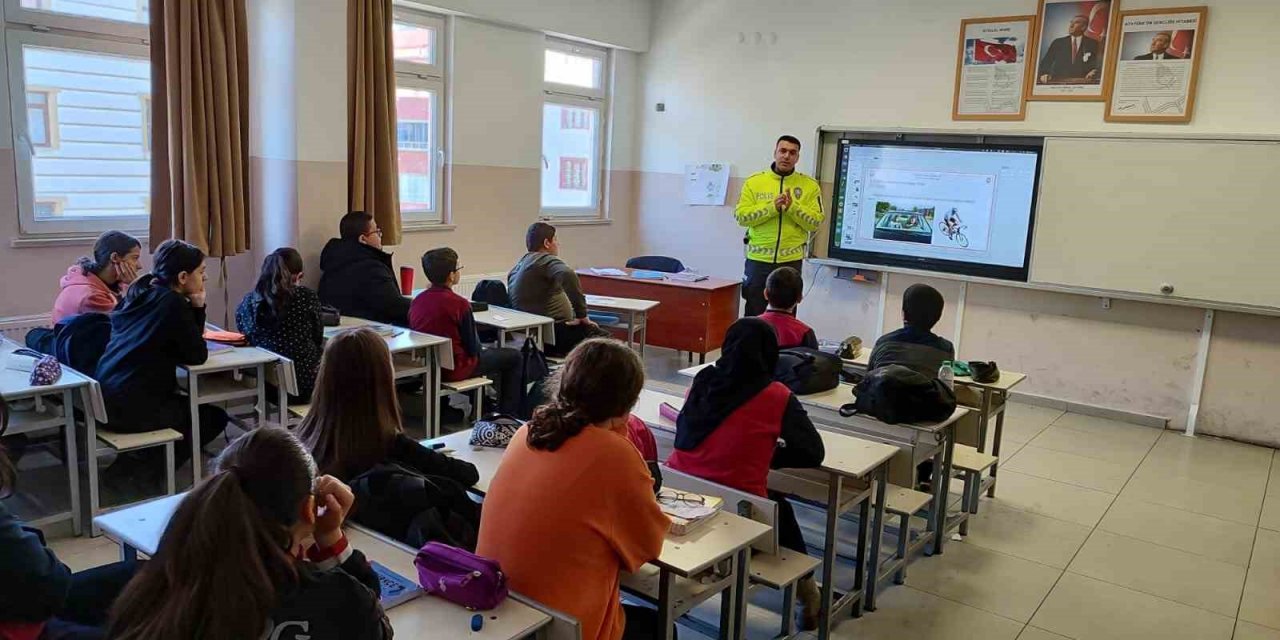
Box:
1104, 6, 1207, 123
1027, 0, 1119, 101
953, 15, 1034, 121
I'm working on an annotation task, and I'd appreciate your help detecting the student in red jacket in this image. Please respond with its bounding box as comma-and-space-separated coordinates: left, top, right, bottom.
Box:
757, 267, 818, 349
668, 317, 825, 630
409, 248, 522, 416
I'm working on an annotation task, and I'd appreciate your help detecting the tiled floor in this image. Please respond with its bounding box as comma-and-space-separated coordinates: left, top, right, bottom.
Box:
23, 348, 1280, 640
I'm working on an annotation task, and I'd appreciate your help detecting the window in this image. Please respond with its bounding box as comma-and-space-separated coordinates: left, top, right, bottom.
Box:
6, 4, 150, 237
26, 89, 55, 148
392, 8, 445, 225
541, 39, 609, 217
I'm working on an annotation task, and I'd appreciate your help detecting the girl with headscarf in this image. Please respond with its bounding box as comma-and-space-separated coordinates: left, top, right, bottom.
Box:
667, 317, 826, 630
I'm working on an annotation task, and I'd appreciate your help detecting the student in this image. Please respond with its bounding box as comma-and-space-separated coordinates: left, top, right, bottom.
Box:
236, 248, 325, 403
95, 239, 228, 481
410, 248, 522, 416
0, 398, 138, 640
667, 317, 826, 630
297, 327, 479, 486
51, 230, 142, 323
757, 266, 818, 349
106, 427, 391, 640
317, 211, 411, 327
477, 339, 670, 640
507, 222, 609, 357
867, 283, 954, 377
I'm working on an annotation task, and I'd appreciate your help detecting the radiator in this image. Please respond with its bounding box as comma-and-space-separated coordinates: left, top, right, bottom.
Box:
454, 273, 507, 300
0, 314, 51, 343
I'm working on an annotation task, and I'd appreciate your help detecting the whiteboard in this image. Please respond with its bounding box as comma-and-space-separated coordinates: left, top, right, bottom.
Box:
1030, 138, 1280, 308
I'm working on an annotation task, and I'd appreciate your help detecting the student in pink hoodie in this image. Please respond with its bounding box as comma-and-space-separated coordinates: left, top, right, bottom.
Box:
51, 231, 141, 323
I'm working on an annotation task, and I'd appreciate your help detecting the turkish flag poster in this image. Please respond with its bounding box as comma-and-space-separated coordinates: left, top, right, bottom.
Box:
954, 15, 1034, 120
1028, 0, 1120, 101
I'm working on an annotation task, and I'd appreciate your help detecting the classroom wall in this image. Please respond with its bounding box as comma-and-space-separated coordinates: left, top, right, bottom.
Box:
633, 0, 1280, 445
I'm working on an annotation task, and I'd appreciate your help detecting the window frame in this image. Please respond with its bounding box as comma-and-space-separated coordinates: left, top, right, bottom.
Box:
4, 0, 150, 42
25, 86, 58, 149
6, 29, 151, 237
392, 7, 446, 226
540, 39, 610, 220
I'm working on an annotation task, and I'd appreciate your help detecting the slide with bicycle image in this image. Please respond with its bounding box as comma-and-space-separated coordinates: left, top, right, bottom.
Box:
856, 168, 993, 254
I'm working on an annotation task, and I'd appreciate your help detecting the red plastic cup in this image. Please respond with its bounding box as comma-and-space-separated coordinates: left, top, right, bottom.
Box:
399, 266, 414, 296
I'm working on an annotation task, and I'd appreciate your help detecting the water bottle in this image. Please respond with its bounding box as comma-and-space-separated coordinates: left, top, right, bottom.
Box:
939, 361, 955, 390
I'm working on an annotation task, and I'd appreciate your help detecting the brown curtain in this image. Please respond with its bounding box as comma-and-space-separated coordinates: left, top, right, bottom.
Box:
348, 0, 402, 245
150, 0, 251, 258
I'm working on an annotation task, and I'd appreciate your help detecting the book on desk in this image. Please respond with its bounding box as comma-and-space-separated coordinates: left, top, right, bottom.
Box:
659, 491, 723, 536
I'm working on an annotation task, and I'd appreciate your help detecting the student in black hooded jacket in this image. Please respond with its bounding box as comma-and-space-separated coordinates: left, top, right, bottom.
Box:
317, 212, 411, 327
95, 239, 229, 480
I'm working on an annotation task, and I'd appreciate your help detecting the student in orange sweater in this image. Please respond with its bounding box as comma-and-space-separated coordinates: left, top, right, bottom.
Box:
757, 266, 818, 349
476, 339, 670, 640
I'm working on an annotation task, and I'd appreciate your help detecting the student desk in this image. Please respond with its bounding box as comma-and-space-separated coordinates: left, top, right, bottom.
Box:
420, 430, 504, 495
324, 317, 454, 438
841, 352, 1026, 498
676, 365, 968, 556
93, 494, 555, 639
407, 289, 556, 350
576, 269, 740, 364
180, 346, 280, 482
1, 338, 96, 535
425, 422, 768, 640
583, 294, 659, 354
633, 389, 900, 637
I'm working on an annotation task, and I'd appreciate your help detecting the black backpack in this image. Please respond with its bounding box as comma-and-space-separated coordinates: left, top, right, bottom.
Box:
518, 337, 550, 419
350, 462, 481, 551
839, 364, 956, 425
26, 312, 112, 376
471, 280, 511, 343
773, 347, 842, 395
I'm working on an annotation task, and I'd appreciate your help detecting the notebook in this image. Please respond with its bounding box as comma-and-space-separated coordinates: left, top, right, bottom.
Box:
590, 267, 627, 277
371, 561, 423, 610
666, 272, 709, 283
630, 270, 666, 280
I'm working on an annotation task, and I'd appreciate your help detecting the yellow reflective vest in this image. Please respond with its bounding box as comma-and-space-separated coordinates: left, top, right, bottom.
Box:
734, 167, 825, 264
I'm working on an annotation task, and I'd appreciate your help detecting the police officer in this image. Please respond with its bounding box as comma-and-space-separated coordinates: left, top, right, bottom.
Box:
734, 135, 825, 316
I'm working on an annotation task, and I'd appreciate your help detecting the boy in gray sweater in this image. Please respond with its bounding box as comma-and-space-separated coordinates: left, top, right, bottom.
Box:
507, 222, 609, 356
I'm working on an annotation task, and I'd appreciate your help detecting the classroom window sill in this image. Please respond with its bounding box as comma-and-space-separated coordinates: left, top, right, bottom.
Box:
401, 223, 457, 234
12, 234, 150, 249
538, 217, 611, 227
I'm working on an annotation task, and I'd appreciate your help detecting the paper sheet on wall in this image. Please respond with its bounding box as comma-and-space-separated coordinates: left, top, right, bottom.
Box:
685, 163, 730, 206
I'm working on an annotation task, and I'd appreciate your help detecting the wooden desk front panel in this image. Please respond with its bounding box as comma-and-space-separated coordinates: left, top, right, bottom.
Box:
579, 274, 740, 354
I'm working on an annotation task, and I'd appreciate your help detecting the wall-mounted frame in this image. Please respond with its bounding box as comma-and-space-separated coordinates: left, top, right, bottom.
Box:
953, 15, 1035, 121
1104, 6, 1207, 123
1026, 0, 1119, 101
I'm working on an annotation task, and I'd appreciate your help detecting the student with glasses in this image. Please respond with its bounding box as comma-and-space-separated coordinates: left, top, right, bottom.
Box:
409, 248, 524, 416
477, 339, 671, 640
317, 211, 411, 326
667, 317, 826, 630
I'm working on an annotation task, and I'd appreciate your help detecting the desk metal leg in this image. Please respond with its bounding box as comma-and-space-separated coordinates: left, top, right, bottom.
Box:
988, 392, 1007, 498
84, 387, 101, 537
657, 567, 676, 640
429, 350, 441, 439
255, 364, 267, 429
62, 389, 82, 536
188, 374, 202, 483
926, 437, 945, 557
934, 425, 956, 555
976, 389, 993, 453
120, 543, 138, 565
733, 548, 749, 639
865, 465, 889, 612
818, 473, 843, 640
853, 493, 868, 618
277, 362, 289, 428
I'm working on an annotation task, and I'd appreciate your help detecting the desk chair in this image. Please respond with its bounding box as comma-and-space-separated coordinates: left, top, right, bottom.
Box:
626, 256, 685, 274
83, 380, 182, 537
